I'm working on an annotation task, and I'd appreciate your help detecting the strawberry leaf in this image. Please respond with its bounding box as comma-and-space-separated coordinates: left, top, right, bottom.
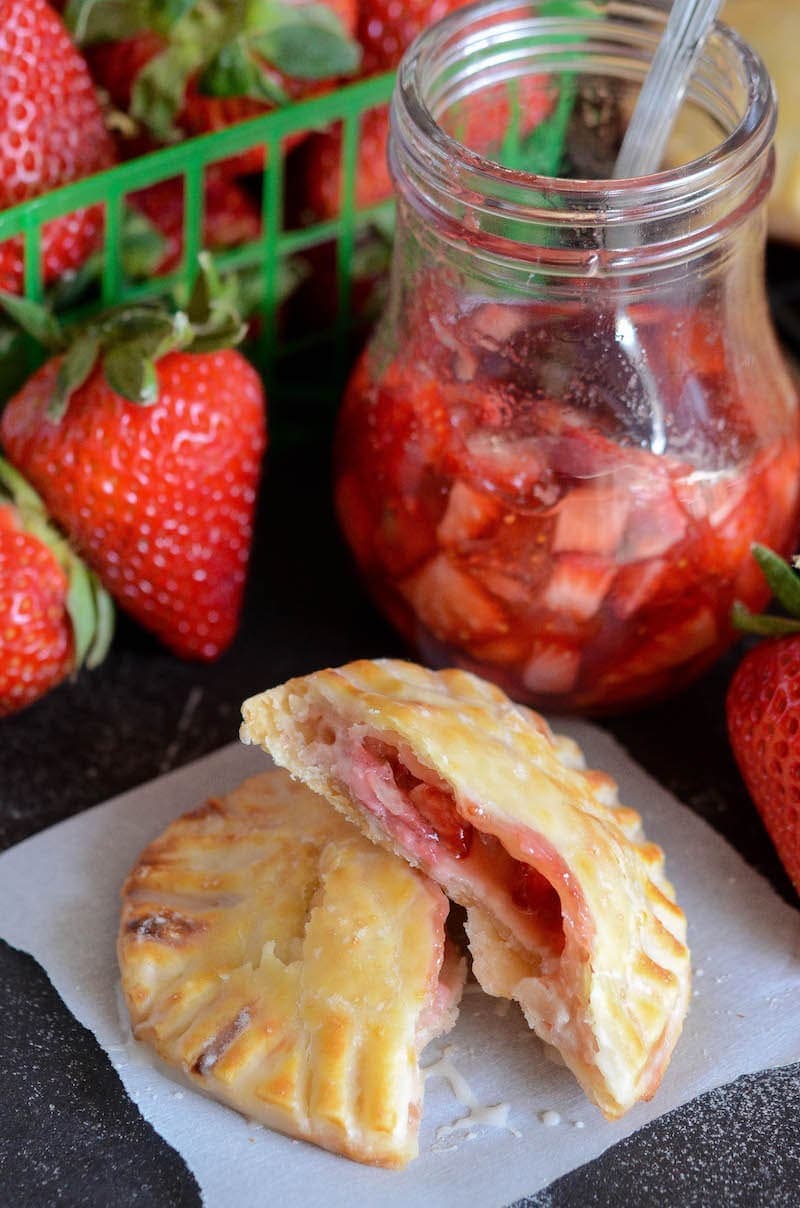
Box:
731, 601, 800, 637
249, 6, 361, 80
131, 42, 198, 142
86, 575, 116, 670
65, 0, 146, 44
50, 334, 101, 422
186, 251, 231, 322
0, 457, 45, 514
0, 292, 64, 350
200, 38, 289, 104
188, 314, 247, 353
0, 457, 115, 673
184, 252, 247, 348
67, 0, 201, 44
148, 0, 201, 32
119, 209, 170, 278
98, 306, 175, 346
103, 344, 160, 404
65, 555, 99, 669
751, 543, 800, 618
8, 256, 247, 414
186, 256, 215, 325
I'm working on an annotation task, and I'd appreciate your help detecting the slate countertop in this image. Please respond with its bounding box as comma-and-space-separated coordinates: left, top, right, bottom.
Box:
1, 417, 799, 1204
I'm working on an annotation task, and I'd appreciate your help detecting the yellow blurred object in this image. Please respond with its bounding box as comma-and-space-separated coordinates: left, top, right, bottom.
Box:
723, 1, 800, 243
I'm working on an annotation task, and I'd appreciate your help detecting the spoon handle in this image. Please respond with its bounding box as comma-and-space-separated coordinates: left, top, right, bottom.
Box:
613, 0, 725, 179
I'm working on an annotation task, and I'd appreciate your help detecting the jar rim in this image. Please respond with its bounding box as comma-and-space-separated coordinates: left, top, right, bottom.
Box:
391, 0, 776, 249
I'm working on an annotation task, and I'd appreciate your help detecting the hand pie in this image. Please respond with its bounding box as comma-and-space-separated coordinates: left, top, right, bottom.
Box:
241, 659, 691, 1120
118, 768, 465, 1168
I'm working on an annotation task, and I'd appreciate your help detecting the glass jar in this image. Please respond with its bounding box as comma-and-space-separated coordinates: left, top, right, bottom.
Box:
334, 0, 800, 713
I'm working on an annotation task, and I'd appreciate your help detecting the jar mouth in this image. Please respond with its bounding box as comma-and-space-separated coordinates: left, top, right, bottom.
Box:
390, 0, 776, 262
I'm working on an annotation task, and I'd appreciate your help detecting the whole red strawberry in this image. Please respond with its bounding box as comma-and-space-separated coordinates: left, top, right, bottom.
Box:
297, 0, 553, 221
727, 544, 800, 894
0, 0, 115, 294
0, 457, 113, 716
294, 0, 471, 222
357, 0, 471, 75
299, 106, 392, 221
71, 0, 360, 174
0, 260, 267, 661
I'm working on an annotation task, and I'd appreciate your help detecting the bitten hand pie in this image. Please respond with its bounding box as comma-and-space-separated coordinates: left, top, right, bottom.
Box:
241, 659, 691, 1120
118, 769, 465, 1168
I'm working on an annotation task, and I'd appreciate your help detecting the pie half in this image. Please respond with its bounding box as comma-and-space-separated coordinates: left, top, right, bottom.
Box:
118, 768, 465, 1167
241, 658, 691, 1120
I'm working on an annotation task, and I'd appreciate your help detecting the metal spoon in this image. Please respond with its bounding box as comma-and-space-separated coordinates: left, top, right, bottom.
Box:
612, 0, 725, 453
615, 0, 726, 179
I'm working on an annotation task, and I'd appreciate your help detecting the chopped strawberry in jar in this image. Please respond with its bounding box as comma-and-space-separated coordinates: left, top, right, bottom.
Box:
336, 292, 800, 712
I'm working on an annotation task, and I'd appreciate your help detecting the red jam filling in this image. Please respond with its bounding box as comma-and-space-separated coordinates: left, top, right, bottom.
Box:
364, 737, 474, 859
359, 737, 564, 954
509, 861, 563, 933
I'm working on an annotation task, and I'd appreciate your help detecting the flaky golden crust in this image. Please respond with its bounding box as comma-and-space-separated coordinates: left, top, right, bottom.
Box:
241, 659, 691, 1120
118, 769, 464, 1168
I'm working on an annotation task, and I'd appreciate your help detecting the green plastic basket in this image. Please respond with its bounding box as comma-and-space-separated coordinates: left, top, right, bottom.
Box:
0, 1, 596, 438
0, 71, 397, 432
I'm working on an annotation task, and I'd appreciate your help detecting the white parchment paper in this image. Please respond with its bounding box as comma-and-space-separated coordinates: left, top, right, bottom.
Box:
1, 723, 798, 1208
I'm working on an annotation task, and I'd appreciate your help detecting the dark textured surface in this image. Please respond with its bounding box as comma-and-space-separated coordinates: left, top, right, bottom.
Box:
0, 938, 201, 1208
517, 1065, 800, 1208
2, 328, 800, 1200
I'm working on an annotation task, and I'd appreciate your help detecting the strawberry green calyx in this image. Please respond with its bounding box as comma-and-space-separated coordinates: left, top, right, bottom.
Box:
0, 456, 114, 672
0, 253, 246, 419
65, 0, 200, 43
732, 544, 800, 637
67, 0, 361, 142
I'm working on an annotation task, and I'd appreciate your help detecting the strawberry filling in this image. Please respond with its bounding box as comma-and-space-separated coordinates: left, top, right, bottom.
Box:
349, 734, 565, 958
363, 739, 474, 859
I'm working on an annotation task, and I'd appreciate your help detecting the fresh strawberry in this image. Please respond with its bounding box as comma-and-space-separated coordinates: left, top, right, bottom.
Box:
0, 0, 115, 294
0, 259, 267, 661
129, 175, 262, 275
73, 0, 360, 174
357, 0, 471, 75
298, 106, 392, 220
294, 0, 483, 221
727, 545, 800, 894
0, 457, 113, 717
296, 0, 476, 220
84, 30, 164, 111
